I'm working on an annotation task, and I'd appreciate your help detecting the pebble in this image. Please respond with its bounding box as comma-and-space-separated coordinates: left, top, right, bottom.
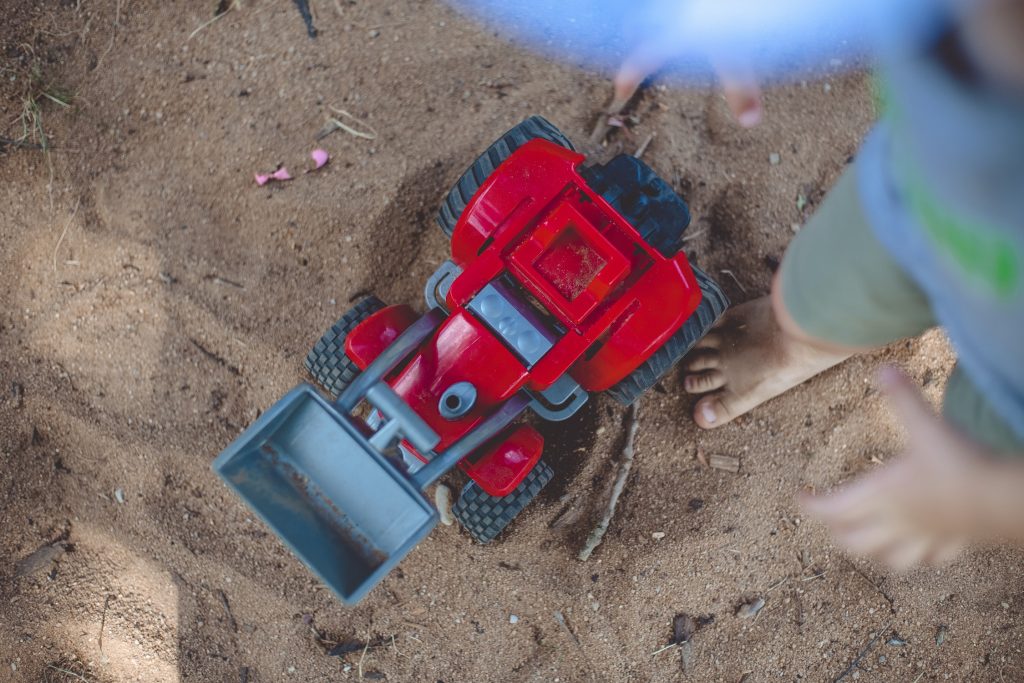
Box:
114, 488, 126, 504
434, 484, 454, 526
737, 597, 766, 619
769, 152, 781, 165
509, 614, 519, 624
791, 223, 802, 233
651, 532, 666, 540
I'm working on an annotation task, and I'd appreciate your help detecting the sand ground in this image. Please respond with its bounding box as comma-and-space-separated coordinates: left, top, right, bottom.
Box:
2, 1, 1023, 681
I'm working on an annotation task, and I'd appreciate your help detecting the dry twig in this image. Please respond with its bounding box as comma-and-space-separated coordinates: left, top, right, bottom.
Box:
709, 453, 740, 473
357, 639, 370, 678
52, 199, 81, 273
188, 0, 240, 41
719, 269, 748, 294
579, 404, 640, 560
633, 132, 655, 160
98, 594, 113, 652
832, 625, 890, 683
46, 664, 93, 682
843, 558, 895, 613
317, 108, 379, 141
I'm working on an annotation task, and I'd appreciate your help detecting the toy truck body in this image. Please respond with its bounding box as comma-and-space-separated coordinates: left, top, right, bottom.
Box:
213, 117, 727, 604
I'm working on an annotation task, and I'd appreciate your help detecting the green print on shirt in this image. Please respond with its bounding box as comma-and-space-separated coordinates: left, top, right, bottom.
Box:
905, 175, 1018, 298
876, 75, 1019, 298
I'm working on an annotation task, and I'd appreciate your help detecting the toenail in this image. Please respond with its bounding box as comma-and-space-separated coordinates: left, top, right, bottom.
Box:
701, 403, 717, 424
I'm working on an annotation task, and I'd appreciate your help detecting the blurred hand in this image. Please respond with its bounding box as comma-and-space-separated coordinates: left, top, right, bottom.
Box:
610, 49, 763, 127
800, 367, 1009, 570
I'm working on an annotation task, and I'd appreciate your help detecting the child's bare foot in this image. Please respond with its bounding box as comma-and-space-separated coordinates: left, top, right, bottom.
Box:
682, 295, 852, 429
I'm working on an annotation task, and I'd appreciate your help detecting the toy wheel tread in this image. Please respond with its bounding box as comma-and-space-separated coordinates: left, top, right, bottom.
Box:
304, 296, 385, 400
452, 460, 554, 544
581, 154, 691, 257
437, 116, 575, 238
605, 267, 729, 406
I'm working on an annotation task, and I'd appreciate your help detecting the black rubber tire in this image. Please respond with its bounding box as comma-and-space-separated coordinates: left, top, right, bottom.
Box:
452, 460, 554, 544
436, 116, 575, 238
581, 154, 691, 257
605, 266, 729, 406
304, 296, 385, 400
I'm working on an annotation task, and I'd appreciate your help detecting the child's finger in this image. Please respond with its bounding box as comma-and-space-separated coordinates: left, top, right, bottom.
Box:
878, 365, 936, 433
711, 57, 762, 127
612, 46, 666, 109
880, 535, 932, 570
799, 476, 890, 523
721, 76, 762, 127
924, 538, 965, 566
831, 520, 904, 557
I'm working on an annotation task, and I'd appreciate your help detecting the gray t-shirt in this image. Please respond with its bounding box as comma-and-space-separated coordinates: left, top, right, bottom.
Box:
857, 37, 1024, 440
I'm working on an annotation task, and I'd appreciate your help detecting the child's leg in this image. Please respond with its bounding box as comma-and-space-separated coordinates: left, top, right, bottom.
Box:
684, 164, 937, 428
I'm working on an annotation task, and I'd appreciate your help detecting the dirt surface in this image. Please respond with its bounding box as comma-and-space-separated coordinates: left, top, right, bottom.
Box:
2, 2, 1023, 682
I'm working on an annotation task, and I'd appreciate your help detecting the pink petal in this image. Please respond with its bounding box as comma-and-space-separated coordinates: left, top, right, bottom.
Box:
255, 173, 271, 186
271, 167, 293, 181
310, 148, 329, 170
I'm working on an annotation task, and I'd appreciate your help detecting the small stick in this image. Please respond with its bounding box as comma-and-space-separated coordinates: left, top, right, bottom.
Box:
0, 136, 44, 150
96, 0, 122, 68
292, 0, 317, 38
844, 558, 896, 613
217, 589, 238, 632
681, 227, 707, 243
98, 594, 112, 652
208, 275, 245, 289
650, 642, 680, 657
553, 611, 581, 648
633, 132, 655, 160
832, 625, 890, 683
318, 108, 379, 141
709, 453, 740, 473
53, 199, 81, 273
357, 639, 370, 678
188, 0, 239, 41
579, 404, 640, 561
46, 665, 92, 682
719, 269, 748, 294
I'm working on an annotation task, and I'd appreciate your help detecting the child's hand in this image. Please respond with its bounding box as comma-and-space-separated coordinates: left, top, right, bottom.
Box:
800, 367, 1015, 570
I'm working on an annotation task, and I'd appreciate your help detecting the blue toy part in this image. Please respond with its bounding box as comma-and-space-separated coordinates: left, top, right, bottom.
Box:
212, 308, 533, 604
213, 385, 439, 604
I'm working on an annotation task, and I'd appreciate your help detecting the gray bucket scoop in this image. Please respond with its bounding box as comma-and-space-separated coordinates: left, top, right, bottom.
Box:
212, 310, 529, 604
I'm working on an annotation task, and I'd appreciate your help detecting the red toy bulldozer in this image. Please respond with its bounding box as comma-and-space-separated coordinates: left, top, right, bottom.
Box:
213, 117, 728, 604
